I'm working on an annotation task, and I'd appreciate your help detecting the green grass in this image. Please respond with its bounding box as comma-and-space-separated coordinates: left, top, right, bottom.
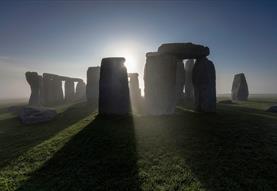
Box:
0, 98, 277, 190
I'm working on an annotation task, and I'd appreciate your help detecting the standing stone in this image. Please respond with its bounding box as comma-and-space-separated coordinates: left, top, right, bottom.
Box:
25, 72, 41, 106
64, 79, 75, 103
38, 75, 44, 105
144, 52, 177, 115
86, 67, 100, 105
99, 57, 130, 115
42, 74, 56, 106
53, 76, 64, 105
192, 57, 216, 112
128, 73, 141, 113
42, 74, 51, 106
231, 73, 249, 101
176, 59, 185, 103
75, 81, 86, 100
185, 59, 195, 100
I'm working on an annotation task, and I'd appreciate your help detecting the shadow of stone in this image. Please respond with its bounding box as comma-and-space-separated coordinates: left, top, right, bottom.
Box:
169, 105, 277, 190
16, 115, 140, 191
0, 102, 96, 169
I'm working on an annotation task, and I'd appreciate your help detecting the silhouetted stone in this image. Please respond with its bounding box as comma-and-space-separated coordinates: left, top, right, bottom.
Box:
42, 73, 55, 106
25, 72, 41, 106
64, 79, 75, 102
144, 52, 177, 115
184, 59, 195, 100
86, 67, 100, 105
53, 76, 64, 104
192, 57, 216, 112
158, 43, 209, 59
128, 73, 141, 113
231, 73, 249, 101
99, 57, 130, 115
38, 75, 44, 104
19, 106, 57, 124
266, 106, 277, 113
176, 60, 185, 103
75, 81, 86, 100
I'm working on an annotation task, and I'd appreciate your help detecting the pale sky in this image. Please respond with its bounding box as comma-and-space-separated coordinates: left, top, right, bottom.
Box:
0, 1, 276, 99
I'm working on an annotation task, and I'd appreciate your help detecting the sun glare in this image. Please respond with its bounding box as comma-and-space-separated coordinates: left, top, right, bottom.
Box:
111, 46, 138, 73
124, 53, 137, 72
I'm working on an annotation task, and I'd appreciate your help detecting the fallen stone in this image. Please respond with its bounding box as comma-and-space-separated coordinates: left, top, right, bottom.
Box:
218, 100, 233, 104
266, 106, 277, 113
19, 106, 57, 124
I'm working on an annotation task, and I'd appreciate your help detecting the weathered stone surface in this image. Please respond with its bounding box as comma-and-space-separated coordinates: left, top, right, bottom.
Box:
99, 57, 130, 115
266, 106, 277, 113
176, 60, 185, 103
75, 81, 86, 100
158, 43, 209, 59
64, 80, 75, 102
53, 76, 63, 104
231, 73, 249, 101
184, 59, 195, 100
19, 106, 57, 124
38, 75, 44, 104
192, 57, 216, 112
26, 72, 41, 106
144, 52, 177, 115
86, 67, 100, 105
128, 73, 141, 113
42, 73, 55, 106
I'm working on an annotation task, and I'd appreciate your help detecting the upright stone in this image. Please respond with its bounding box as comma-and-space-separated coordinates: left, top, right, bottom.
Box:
99, 57, 130, 115
144, 52, 177, 115
38, 75, 44, 104
128, 73, 141, 112
42, 74, 56, 106
64, 79, 75, 103
75, 81, 86, 100
25, 72, 41, 106
185, 59, 195, 99
231, 73, 249, 101
53, 76, 63, 104
176, 59, 185, 103
192, 57, 216, 112
86, 67, 100, 105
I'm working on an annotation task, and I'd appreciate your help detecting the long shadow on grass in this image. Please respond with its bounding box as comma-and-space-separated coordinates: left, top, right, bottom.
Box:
17, 115, 140, 191
0, 102, 95, 169
173, 106, 277, 191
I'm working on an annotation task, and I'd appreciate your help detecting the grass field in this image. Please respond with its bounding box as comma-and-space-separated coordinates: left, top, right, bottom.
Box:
0, 97, 277, 191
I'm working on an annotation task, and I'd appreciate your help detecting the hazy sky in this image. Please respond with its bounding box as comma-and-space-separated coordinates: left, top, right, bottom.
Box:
0, 0, 276, 99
